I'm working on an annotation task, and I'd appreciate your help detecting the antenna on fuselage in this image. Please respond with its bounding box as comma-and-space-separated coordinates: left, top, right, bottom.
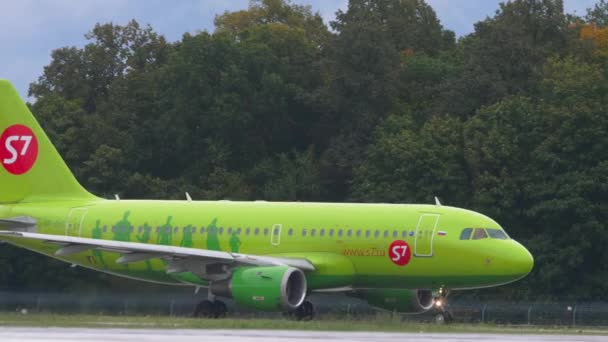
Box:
185, 192, 192, 202
114, 194, 120, 201
434, 196, 441, 206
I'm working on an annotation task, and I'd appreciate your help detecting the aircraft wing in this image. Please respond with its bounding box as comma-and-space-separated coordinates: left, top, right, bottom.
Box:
0, 231, 315, 281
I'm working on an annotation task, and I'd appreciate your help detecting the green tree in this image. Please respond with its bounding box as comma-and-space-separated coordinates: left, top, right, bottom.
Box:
353, 114, 469, 205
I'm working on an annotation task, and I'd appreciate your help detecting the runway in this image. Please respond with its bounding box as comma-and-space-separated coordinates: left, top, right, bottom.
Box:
0, 327, 606, 342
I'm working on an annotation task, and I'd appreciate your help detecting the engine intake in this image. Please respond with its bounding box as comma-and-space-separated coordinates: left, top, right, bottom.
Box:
210, 266, 307, 311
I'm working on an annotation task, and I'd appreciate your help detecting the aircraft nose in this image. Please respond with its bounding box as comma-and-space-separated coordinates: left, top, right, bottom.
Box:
511, 241, 534, 278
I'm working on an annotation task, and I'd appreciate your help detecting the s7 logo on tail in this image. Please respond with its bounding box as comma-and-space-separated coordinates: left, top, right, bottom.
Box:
0, 124, 38, 175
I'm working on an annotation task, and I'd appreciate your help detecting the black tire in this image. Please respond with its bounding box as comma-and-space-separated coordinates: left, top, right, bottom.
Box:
434, 311, 453, 325
434, 313, 446, 325
194, 300, 214, 318
213, 300, 227, 318
294, 301, 314, 321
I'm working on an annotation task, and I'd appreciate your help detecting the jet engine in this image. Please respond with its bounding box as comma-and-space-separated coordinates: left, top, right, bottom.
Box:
210, 266, 307, 311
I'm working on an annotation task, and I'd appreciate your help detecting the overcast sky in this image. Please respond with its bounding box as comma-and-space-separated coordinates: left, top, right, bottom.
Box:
0, 0, 598, 100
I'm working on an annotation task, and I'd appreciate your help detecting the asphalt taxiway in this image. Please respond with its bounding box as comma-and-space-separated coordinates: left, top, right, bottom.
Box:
0, 327, 606, 342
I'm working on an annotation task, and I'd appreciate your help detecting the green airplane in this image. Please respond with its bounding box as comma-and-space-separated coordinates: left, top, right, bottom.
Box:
0, 80, 533, 322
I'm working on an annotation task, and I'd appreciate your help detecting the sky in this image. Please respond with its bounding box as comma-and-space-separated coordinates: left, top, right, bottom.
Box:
0, 0, 599, 100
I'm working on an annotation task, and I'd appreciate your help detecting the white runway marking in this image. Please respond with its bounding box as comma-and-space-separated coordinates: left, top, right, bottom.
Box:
0, 327, 605, 342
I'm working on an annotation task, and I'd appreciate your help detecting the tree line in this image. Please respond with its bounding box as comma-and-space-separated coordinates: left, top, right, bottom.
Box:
2, 0, 608, 300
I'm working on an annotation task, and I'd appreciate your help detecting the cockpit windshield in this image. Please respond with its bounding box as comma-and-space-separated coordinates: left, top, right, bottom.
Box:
486, 228, 509, 240
472, 228, 488, 240
460, 228, 510, 240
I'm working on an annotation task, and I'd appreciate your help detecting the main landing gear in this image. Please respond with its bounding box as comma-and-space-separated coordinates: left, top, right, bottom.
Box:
433, 288, 453, 324
284, 300, 315, 321
293, 300, 315, 321
193, 299, 227, 318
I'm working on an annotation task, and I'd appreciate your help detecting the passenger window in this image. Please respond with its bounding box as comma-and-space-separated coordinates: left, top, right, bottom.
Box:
487, 228, 509, 240
460, 228, 473, 240
288, 228, 294, 236
366, 230, 371, 238
347, 229, 352, 237
338, 229, 343, 237
255, 227, 260, 235
245, 227, 251, 235
374, 230, 380, 238
227, 227, 233, 235
191, 226, 196, 233
356, 230, 361, 237
384, 230, 389, 238
264, 228, 269, 236
472, 228, 488, 240
329, 229, 334, 237
402, 230, 407, 238
200, 227, 205, 234
393, 231, 398, 238
320, 229, 325, 236
218, 227, 224, 235
311, 229, 316, 237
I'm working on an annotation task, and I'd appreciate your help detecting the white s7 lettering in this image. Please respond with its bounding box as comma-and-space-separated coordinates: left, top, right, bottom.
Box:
3, 135, 33, 164
391, 245, 408, 261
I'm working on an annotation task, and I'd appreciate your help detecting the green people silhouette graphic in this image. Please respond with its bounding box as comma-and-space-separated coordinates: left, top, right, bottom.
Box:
113, 211, 132, 242
136, 223, 151, 243
229, 231, 241, 253
136, 222, 153, 271
180, 224, 194, 248
157, 216, 173, 246
91, 219, 107, 268
206, 218, 221, 251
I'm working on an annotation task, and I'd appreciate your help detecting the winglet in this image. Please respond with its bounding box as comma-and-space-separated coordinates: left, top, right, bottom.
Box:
434, 196, 441, 206
185, 192, 192, 202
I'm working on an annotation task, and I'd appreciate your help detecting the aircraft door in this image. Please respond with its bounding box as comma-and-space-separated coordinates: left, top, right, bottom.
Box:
271, 224, 282, 246
414, 214, 439, 257
65, 208, 88, 237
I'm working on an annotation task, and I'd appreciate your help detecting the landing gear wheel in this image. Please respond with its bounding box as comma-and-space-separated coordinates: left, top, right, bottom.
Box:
213, 300, 227, 318
193, 300, 214, 318
294, 300, 314, 321
434, 311, 453, 325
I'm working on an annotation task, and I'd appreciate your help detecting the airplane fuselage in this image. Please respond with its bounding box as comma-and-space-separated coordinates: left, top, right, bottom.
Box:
1, 199, 533, 291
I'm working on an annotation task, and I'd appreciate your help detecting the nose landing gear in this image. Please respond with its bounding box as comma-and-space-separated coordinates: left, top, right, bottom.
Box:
433, 287, 453, 324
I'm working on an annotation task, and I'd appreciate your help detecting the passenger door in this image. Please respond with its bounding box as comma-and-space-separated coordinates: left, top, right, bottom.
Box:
414, 214, 439, 257
65, 207, 88, 237
270, 223, 282, 246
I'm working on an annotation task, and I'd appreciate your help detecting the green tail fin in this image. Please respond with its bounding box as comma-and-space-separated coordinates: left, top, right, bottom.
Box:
0, 80, 96, 203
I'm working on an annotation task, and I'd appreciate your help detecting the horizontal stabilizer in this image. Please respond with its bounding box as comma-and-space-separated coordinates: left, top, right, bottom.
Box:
0, 216, 37, 231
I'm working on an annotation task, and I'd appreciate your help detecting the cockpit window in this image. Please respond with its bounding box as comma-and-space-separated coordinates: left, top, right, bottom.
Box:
472, 228, 488, 240
487, 228, 509, 240
460, 228, 473, 240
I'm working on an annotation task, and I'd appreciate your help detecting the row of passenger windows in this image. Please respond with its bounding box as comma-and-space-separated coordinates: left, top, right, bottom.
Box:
103, 225, 424, 239
459, 228, 509, 240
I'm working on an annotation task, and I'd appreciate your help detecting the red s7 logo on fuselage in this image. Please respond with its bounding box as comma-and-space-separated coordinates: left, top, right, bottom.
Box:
388, 240, 412, 266
0, 124, 38, 175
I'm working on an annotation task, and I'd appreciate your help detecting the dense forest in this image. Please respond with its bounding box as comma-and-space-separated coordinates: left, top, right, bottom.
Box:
1, 0, 608, 301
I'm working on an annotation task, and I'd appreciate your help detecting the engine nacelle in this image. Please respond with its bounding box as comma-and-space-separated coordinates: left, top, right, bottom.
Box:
351, 289, 434, 313
210, 266, 307, 311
